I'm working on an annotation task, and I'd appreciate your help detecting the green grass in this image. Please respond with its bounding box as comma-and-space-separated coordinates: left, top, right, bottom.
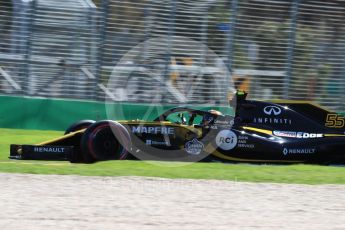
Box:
0, 128, 344, 184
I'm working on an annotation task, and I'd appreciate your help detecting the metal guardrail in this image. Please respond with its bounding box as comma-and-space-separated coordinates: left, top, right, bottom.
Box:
0, 0, 345, 110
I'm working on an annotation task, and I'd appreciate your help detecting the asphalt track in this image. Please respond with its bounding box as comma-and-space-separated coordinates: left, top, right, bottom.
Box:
0, 173, 344, 230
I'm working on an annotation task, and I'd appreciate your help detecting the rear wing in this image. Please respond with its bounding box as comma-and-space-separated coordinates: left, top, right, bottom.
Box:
272, 101, 345, 131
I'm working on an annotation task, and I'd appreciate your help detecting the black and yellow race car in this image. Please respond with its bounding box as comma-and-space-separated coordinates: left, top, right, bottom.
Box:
10, 92, 345, 164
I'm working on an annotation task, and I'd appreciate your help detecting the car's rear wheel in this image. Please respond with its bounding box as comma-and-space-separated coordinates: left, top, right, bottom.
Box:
64, 120, 96, 135
80, 120, 131, 163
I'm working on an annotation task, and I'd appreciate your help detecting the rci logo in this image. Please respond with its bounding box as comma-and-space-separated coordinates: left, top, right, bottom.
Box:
263, 106, 282, 116
215, 130, 237, 150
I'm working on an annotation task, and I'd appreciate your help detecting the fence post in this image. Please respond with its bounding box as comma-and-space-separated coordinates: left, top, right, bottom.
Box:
200, 7, 208, 66
341, 31, 345, 112
95, 0, 109, 101
226, 0, 238, 90
24, 0, 36, 95
162, 0, 176, 103
142, 0, 153, 61
285, 0, 299, 99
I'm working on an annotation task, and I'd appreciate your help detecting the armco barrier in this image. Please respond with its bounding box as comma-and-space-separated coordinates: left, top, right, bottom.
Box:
0, 96, 232, 131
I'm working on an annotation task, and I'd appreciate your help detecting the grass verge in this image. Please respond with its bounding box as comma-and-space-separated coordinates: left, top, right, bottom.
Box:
0, 128, 344, 184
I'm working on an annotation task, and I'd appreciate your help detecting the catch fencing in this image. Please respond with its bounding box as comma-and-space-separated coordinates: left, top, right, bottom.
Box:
1, 0, 345, 111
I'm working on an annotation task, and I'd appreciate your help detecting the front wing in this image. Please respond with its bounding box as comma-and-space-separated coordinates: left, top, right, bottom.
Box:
10, 145, 74, 161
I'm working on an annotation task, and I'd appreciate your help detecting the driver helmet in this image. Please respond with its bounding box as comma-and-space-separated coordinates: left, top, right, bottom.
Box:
209, 110, 223, 116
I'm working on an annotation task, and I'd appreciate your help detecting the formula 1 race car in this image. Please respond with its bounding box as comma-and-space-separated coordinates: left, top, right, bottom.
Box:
9, 91, 345, 164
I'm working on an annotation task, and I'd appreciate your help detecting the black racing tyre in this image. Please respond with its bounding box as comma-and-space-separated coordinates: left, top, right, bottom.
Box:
80, 120, 131, 163
64, 120, 96, 135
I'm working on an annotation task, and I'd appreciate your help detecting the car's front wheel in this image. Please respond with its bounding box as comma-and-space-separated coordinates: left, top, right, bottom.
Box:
80, 120, 131, 163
